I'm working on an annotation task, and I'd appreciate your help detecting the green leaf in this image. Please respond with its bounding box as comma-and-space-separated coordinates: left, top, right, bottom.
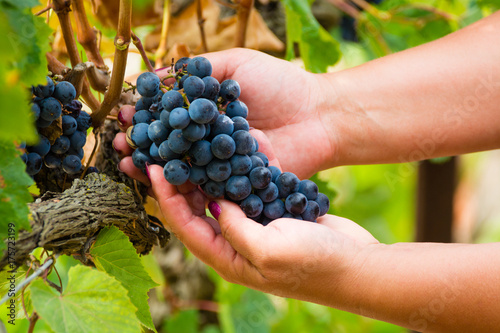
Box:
0, 142, 33, 253
89, 226, 158, 331
30, 265, 141, 333
0, 266, 32, 321
282, 0, 341, 73
164, 310, 199, 333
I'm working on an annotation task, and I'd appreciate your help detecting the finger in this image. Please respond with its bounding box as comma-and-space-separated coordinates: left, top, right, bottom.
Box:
249, 129, 281, 170
117, 105, 136, 131
113, 132, 135, 157
117, 157, 150, 186
214, 199, 268, 262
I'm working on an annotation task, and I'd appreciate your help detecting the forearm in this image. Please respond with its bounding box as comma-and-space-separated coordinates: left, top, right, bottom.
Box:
335, 242, 500, 332
321, 11, 500, 167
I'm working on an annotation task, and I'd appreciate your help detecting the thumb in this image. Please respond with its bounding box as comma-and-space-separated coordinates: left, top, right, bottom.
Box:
211, 199, 266, 261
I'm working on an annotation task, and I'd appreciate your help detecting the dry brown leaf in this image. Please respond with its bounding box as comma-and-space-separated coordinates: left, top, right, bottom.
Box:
89, 0, 163, 28
145, 0, 284, 54
164, 43, 192, 64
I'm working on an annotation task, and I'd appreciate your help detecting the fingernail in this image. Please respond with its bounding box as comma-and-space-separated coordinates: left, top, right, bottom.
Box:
112, 141, 122, 154
117, 162, 123, 173
117, 111, 125, 127
208, 201, 221, 220
145, 162, 151, 181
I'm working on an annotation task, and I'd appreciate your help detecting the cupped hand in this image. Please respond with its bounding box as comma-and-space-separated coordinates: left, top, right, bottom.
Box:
156, 48, 336, 178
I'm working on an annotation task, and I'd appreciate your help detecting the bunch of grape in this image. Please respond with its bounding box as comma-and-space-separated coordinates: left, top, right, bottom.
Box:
127, 57, 329, 224
23, 76, 91, 176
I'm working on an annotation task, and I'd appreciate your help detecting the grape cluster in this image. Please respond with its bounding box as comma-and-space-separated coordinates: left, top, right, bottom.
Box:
23, 77, 91, 176
127, 57, 329, 224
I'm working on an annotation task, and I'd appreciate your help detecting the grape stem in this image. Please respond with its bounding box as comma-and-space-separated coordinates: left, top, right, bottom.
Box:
91, 0, 133, 128
132, 31, 155, 73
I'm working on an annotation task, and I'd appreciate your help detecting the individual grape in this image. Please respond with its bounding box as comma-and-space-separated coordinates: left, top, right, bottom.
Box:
69, 131, 87, 150
189, 98, 218, 124
182, 122, 205, 142
31, 103, 40, 121
25, 152, 43, 175
203, 123, 211, 139
28, 135, 51, 156
130, 123, 151, 149
32, 76, 55, 98
158, 141, 181, 161
148, 120, 169, 144
62, 115, 78, 135
232, 130, 254, 155
132, 148, 153, 171
315, 193, 330, 216
151, 110, 162, 121
251, 137, 259, 154
175, 57, 191, 72
169, 107, 191, 129
240, 194, 263, 218
208, 102, 220, 124
64, 100, 82, 118
225, 176, 252, 201
256, 182, 279, 203
268, 166, 281, 183
135, 96, 155, 111
232, 116, 249, 132
220, 79, 240, 102
178, 75, 189, 89
159, 110, 171, 128
203, 180, 225, 198
62, 155, 82, 174
285, 192, 308, 215
275, 172, 300, 198
39, 97, 62, 121
206, 159, 231, 182
201, 76, 220, 100
51, 136, 70, 154
183, 76, 205, 98
149, 143, 162, 161
164, 159, 190, 185
137, 72, 160, 97
211, 115, 234, 136
53, 81, 76, 105
250, 155, 265, 170
44, 153, 61, 169
133, 110, 153, 125
36, 117, 53, 128
68, 147, 84, 160
77, 111, 92, 131
249, 166, 272, 189
188, 165, 209, 185
226, 101, 248, 118
301, 200, 320, 222
229, 154, 252, 175
282, 212, 302, 220
186, 57, 212, 78
211, 134, 236, 159
188, 140, 213, 166
263, 199, 286, 219
298, 180, 319, 200
261, 217, 273, 226
168, 129, 192, 154
253, 152, 269, 167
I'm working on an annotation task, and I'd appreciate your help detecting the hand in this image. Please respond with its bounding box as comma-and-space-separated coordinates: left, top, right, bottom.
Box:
161, 48, 336, 178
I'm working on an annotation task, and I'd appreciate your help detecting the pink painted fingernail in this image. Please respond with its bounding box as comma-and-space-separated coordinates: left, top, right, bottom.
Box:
117, 111, 126, 127
208, 201, 221, 220
112, 141, 122, 154
144, 162, 151, 181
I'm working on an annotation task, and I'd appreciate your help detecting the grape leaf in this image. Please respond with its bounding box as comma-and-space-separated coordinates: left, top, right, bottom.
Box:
0, 266, 32, 321
0, 142, 33, 253
89, 226, 158, 331
30, 265, 141, 333
282, 0, 341, 73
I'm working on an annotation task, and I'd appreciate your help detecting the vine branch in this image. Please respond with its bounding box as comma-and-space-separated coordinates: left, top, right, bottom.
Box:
197, 0, 208, 53
132, 32, 155, 73
91, 0, 132, 128
155, 0, 171, 69
235, 0, 253, 47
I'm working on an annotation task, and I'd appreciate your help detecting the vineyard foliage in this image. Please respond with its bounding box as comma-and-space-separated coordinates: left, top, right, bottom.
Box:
1, 0, 498, 332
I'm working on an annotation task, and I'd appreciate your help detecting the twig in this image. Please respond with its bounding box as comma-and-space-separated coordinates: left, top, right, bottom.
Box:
132, 32, 155, 73
91, 0, 132, 128
155, 0, 171, 69
27, 312, 39, 333
235, 0, 253, 47
0, 258, 55, 306
196, 0, 208, 52
35, 5, 53, 16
